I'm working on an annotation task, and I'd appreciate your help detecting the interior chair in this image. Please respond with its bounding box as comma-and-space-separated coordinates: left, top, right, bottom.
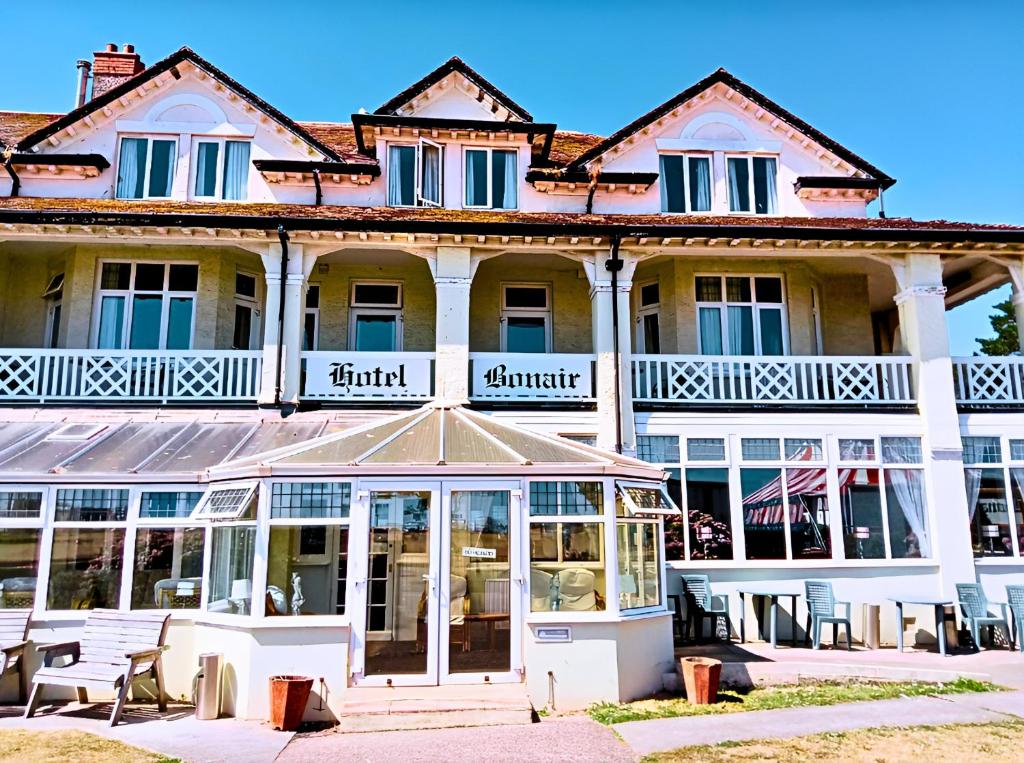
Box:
531, 568, 553, 612
556, 569, 602, 611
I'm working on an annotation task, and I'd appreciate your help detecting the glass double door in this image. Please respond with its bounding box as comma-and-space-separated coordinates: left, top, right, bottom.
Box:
353, 482, 521, 686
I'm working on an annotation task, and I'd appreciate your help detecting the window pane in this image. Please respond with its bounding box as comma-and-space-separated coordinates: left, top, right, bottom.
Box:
54, 489, 128, 522
695, 276, 722, 302
195, 142, 219, 196
353, 283, 401, 306
305, 285, 320, 309
529, 522, 605, 612
354, 314, 397, 351
727, 306, 755, 354
967, 468, 1011, 558
169, 264, 199, 292
134, 263, 165, 291
753, 157, 777, 214
47, 528, 125, 609
504, 286, 547, 309
642, 313, 661, 354
0, 491, 42, 519
963, 436, 1001, 464
698, 307, 723, 354
688, 156, 712, 212
637, 435, 680, 463
841, 469, 885, 559
207, 526, 256, 614
660, 155, 685, 213
640, 282, 660, 307
742, 468, 786, 559
148, 140, 176, 197
129, 295, 163, 349
787, 468, 831, 559
1011, 440, 1024, 462
840, 439, 876, 461
465, 150, 489, 206
529, 481, 602, 516
233, 305, 253, 350
685, 467, 732, 560
727, 158, 750, 212
222, 141, 250, 201
271, 482, 351, 519
303, 312, 317, 351
388, 145, 416, 206
491, 150, 517, 209
505, 316, 547, 353
785, 438, 823, 461
742, 438, 780, 461
101, 262, 131, 290
97, 296, 126, 349
166, 297, 193, 350
132, 528, 205, 609
116, 138, 148, 199
755, 276, 783, 303
140, 491, 202, 518
882, 437, 923, 464
726, 277, 752, 302
618, 522, 660, 610
268, 526, 349, 615
758, 308, 784, 355
1008, 469, 1024, 554
48, 303, 62, 349
687, 438, 726, 461
885, 469, 929, 558
420, 142, 441, 205
0, 529, 41, 608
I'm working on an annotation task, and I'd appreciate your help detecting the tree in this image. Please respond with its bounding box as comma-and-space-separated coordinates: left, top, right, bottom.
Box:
978, 297, 1020, 356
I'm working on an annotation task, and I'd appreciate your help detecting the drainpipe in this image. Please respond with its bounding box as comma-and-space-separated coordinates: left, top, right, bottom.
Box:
877, 187, 886, 219
606, 235, 624, 454
312, 168, 323, 206
584, 162, 601, 215
2, 150, 20, 198
274, 225, 290, 406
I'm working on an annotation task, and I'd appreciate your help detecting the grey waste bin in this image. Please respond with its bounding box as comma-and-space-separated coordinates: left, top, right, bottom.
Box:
194, 652, 222, 720
863, 604, 881, 649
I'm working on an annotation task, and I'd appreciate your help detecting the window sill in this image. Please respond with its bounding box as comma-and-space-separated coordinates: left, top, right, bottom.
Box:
194, 612, 351, 630
526, 609, 670, 624
974, 557, 1024, 567
666, 558, 939, 570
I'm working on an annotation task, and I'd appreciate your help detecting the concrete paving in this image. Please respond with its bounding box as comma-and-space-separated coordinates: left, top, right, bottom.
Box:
0, 703, 292, 763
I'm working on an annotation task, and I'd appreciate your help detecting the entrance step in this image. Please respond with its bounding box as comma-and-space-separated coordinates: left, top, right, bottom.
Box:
339, 683, 534, 733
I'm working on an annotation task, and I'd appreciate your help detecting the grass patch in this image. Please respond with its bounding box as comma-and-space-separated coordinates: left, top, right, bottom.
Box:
641, 719, 1024, 762
0, 729, 175, 763
588, 676, 999, 725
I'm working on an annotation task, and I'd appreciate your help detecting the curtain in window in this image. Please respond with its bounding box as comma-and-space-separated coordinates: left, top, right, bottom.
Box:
195, 142, 219, 196
499, 150, 517, 209
727, 305, 754, 354
690, 157, 711, 211
759, 308, 784, 355
698, 307, 723, 354
166, 297, 194, 350
965, 467, 983, 521
887, 468, 930, 557
148, 140, 175, 197
465, 150, 489, 206
97, 296, 125, 349
660, 156, 685, 213
420, 143, 441, 206
760, 157, 778, 214
116, 138, 146, 199
222, 141, 250, 201
129, 295, 162, 350
727, 158, 749, 212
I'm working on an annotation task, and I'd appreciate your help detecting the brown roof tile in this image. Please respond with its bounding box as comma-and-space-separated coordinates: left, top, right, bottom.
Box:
0, 111, 62, 148
546, 131, 605, 166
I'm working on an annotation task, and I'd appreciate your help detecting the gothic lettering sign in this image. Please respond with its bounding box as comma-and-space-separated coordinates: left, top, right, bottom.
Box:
303, 354, 433, 399
470, 354, 594, 400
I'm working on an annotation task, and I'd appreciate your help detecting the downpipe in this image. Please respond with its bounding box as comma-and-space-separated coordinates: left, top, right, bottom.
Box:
606, 235, 624, 454
2, 150, 20, 198
274, 224, 290, 408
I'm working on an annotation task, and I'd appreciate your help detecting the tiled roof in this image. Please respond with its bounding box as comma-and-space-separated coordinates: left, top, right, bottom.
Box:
0, 111, 62, 147
296, 121, 368, 162
546, 131, 605, 166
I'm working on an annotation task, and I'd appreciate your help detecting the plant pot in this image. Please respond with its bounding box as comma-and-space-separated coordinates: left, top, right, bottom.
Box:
269, 675, 313, 731
679, 656, 722, 704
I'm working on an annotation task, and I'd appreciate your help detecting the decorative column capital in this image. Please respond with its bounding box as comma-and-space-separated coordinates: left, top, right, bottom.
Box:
893, 284, 947, 306
434, 276, 474, 289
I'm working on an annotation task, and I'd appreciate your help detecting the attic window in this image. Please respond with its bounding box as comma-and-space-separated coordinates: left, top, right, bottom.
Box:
45, 423, 107, 441
191, 481, 259, 521
116, 137, 176, 199
465, 148, 517, 210
194, 139, 251, 201
387, 140, 442, 208
727, 156, 778, 215
659, 155, 711, 213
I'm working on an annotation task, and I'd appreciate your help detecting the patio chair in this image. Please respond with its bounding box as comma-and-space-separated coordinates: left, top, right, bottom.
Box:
0, 609, 32, 704
24, 609, 170, 727
1007, 585, 1024, 653
804, 580, 852, 650
957, 583, 1011, 651
681, 574, 731, 643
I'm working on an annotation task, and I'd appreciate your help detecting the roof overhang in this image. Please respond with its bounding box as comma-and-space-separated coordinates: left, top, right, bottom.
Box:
252, 158, 380, 186
794, 175, 883, 203
526, 169, 659, 194
352, 114, 556, 161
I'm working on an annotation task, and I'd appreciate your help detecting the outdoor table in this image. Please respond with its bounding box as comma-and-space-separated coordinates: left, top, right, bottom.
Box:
888, 597, 955, 656
737, 588, 801, 648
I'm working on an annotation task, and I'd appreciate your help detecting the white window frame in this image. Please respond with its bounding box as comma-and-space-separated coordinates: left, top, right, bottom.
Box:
304, 284, 320, 351
115, 135, 178, 200
659, 153, 714, 214
232, 270, 262, 351
417, 138, 444, 208
463, 147, 519, 210
91, 260, 200, 350
616, 481, 681, 518
725, 154, 778, 216
132, 485, 207, 612
500, 282, 552, 353
694, 273, 789, 356
635, 279, 661, 354
348, 280, 404, 352
43, 271, 64, 348
190, 137, 251, 201
962, 435, 1022, 559
191, 481, 260, 522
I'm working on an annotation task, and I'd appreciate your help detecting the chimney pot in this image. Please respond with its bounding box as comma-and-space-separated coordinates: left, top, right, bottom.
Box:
105, 43, 117, 52
90, 43, 145, 100
123, 44, 134, 53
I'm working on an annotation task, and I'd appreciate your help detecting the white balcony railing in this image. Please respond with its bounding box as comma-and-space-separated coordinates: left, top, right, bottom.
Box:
300, 351, 435, 401
632, 354, 915, 405
0, 349, 262, 403
953, 357, 1024, 405
469, 353, 596, 401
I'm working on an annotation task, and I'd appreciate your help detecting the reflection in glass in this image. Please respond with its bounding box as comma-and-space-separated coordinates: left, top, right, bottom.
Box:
967, 468, 1012, 557
742, 468, 786, 560
529, 522, 605, 611
132, 528, 205, 609
207, 526, 255, 614
840, 469, 885, 559
505, 316, 547, 353
618, 522, 660, 610
1010, 470, 1024, 554
787, 468, 831, 559
48, 528, 125, 610
0, 529, 41, 608
885, 469, 929, 558
267, 526, 349, 615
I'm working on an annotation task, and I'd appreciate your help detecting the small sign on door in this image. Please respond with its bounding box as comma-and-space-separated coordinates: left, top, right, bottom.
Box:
462, 546, 497, 559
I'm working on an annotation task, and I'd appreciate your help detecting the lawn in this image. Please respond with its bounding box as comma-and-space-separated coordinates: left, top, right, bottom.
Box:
642, 720, 1024, 762
0, 729, 178, 763
588, 677, 999, 725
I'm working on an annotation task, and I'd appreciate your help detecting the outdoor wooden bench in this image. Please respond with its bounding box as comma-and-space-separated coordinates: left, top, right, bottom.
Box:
24, 609, 170, 726
0, 609, 32, 704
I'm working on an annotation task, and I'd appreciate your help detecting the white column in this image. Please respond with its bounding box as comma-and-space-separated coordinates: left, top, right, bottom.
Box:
1007, 258, 1024, 354
894, 253, 973, 595
258, 247, 282, 406
586, 250, 637, 455
432, 246, 473, 402
259, 243, 316, 406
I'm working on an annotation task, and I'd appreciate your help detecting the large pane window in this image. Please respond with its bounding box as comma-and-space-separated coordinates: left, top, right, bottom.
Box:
659, 154, 712, 213
48, 528, 125, 610
685, 468, 732, 561
0, 529, 41, 608
617, 522, 660, 611
388, 141, 443, 207
350, 281, 402, 351
787, 468, 831, 559
695, 275, 786, 355
742, 468, 786, 560
963, 438, 1017, 558
727, 156, 777, 214
501, 284, 550, 353
840, 468, 885, 560
132, 528, 205, 609
95, 262, 199, 350
116, 137, 176, 199
465, 148, 517, 209
207, 526, 256, 615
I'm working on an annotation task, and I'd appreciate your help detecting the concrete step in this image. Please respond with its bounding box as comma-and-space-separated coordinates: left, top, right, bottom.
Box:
338, 684, 534, 733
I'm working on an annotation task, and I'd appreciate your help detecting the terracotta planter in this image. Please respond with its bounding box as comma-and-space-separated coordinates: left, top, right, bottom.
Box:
679, 656, 722, 704
269, 675, 313, 731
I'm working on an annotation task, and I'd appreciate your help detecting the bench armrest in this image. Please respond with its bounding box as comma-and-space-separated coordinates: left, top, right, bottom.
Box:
36, 640, 80, 666
1, 640, 28, 657
124, 645, 169, 661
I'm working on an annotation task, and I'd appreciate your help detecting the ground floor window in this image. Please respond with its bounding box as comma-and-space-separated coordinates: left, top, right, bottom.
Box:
0, 529, 41, 608
616, 521, 660, 611
963, 436, 1024, 558
48, 528, 125, 610
207, 526, 256, 615
267, 526, 349, 615
131, 527, 205, 609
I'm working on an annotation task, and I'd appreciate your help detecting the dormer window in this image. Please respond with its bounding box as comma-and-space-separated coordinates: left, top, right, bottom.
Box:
464, 148, 517, 210
727, 156, 778, 215
659, 155, 712, 213
116, 136, 176, 199
194, 139, 251, 201
387, 140, 443, 207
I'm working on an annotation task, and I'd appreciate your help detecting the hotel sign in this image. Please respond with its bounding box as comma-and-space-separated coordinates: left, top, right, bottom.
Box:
304, 354, 433, 399
470, 354, 594, 400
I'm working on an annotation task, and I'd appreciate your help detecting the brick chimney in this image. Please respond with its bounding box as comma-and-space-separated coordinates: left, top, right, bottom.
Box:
90, 43, 145, 99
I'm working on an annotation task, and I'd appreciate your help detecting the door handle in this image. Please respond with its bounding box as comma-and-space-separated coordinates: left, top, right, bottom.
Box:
422, 574, 436, 591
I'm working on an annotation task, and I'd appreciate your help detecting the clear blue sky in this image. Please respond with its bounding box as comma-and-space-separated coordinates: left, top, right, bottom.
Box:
7, 1, 1023, 354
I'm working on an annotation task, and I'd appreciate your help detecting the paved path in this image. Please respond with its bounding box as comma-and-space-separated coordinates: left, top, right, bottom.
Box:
613, 689, 1024, 757
278, 716, 633, 763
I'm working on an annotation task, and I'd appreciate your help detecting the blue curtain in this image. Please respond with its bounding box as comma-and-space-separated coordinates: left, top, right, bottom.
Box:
698, 307, 723, 354
116, 138, 147, 199
222, 141, 250, 201
195, 142, 219, 197
689, 157, 711, 211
